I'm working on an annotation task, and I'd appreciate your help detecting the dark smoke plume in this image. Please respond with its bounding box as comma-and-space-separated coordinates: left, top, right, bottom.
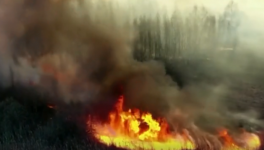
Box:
0, 0, 263, 140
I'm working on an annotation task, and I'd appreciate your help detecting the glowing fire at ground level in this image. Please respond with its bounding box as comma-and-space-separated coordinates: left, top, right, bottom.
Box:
89, 96, 261, 150
98, 136, 193, 150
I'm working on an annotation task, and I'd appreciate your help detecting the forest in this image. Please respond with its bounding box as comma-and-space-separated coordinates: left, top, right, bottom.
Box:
0, 1, 264, 150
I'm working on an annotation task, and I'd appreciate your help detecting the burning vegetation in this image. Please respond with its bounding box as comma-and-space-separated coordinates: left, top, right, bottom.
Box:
0, 0, 263, 150
88, 95, 261, 150
91, 95, 195, 150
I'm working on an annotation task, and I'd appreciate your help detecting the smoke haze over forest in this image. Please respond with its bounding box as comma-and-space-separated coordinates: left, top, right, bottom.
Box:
0, 1, 263, 150
0, 0, 263, 135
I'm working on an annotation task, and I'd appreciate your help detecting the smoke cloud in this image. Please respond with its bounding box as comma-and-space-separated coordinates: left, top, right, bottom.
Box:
0, 0, 263, 143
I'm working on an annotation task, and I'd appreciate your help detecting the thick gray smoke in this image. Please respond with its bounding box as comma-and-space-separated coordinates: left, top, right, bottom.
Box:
0, 0, 263, 143
0, 0, 135, 99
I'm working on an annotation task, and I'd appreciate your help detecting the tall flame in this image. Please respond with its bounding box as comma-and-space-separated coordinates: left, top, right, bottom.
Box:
92, 95, 195, 150
39, 62, 261, 150
90, 95, 261, 150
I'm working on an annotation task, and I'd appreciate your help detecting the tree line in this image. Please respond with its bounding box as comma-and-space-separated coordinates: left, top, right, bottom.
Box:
132, 1, 240, 61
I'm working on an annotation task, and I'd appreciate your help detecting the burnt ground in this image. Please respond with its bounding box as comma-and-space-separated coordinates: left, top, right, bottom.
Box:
1, 56, 264, 150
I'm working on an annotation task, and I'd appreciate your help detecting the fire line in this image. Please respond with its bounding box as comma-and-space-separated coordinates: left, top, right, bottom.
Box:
89, 95, 261, 150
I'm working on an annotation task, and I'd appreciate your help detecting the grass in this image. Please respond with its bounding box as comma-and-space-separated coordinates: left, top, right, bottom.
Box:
0, 96, 110, 150
0, 58, 264, 150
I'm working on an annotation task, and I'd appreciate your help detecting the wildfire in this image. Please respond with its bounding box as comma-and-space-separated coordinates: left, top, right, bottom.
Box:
218, 128, 261, 150
92, 95, 195, 150
91, 95, 261, 150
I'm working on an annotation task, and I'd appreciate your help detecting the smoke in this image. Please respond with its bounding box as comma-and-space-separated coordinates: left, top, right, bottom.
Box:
121, 0, 264, 132
0, 0, 263, 144
0, 0, 135, 100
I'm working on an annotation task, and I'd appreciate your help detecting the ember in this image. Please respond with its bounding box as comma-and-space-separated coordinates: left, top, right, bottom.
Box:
47, 104, 55, 109
89, 96, 261, 150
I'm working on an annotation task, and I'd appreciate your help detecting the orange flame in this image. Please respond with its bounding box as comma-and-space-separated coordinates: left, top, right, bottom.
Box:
90, 95, 261, 150
218, 128, 261, 150
92, 95, 195, 150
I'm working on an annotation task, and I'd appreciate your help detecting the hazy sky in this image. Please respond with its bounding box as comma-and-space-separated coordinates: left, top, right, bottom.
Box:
111, 0, 264, 51
114, 0, 264, 16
